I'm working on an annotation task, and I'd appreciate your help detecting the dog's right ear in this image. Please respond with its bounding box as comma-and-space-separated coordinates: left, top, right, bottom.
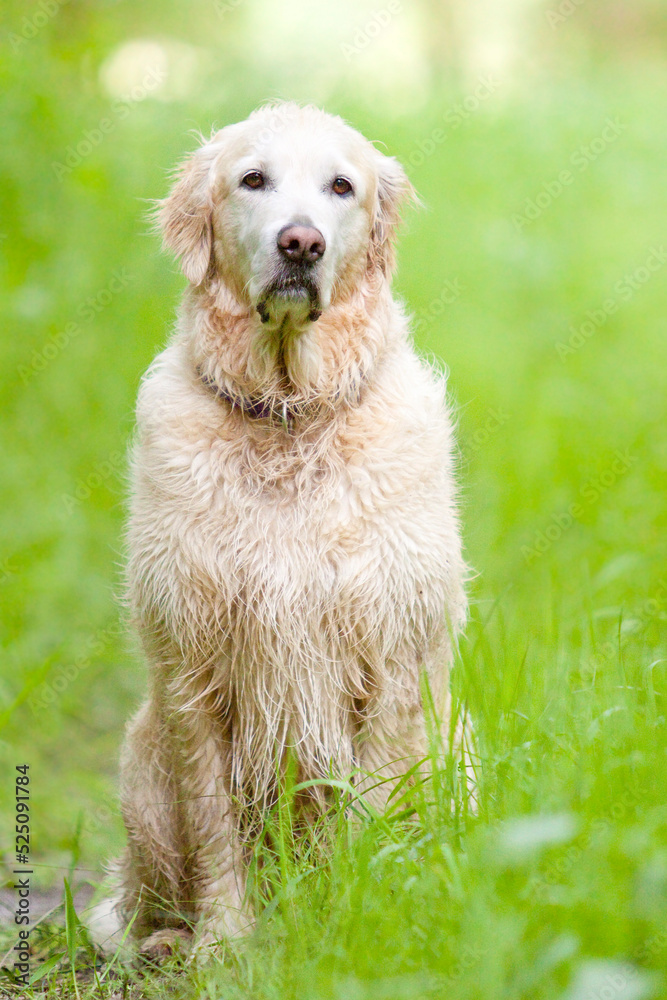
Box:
368, 152, 419, 278
156, 144, 216, 286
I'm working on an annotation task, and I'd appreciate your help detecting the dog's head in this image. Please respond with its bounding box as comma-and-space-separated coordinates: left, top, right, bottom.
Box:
157, 103, 414, 332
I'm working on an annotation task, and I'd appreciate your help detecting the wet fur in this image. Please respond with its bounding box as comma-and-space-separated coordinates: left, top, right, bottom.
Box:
108, 103, 467, 956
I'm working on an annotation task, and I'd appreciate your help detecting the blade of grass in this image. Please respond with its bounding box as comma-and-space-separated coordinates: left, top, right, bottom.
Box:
98, 907, 138, 982
27, 950, 65, 986
63, 877, 81, 1000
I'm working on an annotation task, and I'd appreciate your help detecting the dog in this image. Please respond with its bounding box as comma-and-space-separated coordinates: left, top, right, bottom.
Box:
100, 102, 468, 960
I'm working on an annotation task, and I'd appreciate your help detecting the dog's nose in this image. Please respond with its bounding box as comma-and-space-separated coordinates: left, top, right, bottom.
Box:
277, 225, 326, 265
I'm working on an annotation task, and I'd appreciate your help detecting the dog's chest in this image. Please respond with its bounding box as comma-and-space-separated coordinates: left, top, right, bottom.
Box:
130, 374, 461, 674
179, 421, 454, 646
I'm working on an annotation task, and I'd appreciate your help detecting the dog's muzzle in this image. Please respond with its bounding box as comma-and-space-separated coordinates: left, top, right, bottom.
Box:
256, 223, 326, 324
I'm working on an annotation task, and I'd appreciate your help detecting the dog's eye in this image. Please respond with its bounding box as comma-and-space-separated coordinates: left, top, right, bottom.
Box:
241, 171, 265, 190
331, 177, 353, 196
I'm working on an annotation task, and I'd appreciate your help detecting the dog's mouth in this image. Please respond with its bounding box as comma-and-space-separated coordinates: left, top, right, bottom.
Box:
257, 269, 322, 325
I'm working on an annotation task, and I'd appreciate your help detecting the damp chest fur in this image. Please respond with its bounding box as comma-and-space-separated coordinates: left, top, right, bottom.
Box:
131, 412, 450, 678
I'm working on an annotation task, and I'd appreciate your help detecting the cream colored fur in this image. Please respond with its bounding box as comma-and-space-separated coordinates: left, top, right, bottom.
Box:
109, 103, 467, 958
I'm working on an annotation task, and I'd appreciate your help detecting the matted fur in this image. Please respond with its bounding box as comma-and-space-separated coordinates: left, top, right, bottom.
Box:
107, 103, 467, 957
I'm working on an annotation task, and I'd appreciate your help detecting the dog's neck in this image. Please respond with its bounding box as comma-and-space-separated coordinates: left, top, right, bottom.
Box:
197, 367, 303, 431
181, 272, 400, 425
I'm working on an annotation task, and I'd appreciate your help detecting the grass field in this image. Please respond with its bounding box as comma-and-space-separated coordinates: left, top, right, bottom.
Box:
1, 2, 666, 996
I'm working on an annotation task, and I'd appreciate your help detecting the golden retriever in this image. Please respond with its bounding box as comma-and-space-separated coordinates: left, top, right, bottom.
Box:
98, 102, 467, 960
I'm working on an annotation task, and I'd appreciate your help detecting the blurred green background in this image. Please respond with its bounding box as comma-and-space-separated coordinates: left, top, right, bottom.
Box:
1, 0, 666, 980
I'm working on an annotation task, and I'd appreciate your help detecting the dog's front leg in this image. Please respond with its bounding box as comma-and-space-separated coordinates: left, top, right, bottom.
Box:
353, 635, 453, 814
354, 633, 476, 816
355, 690, 430, 814
188, 806, 254, 960
176, 709, 255, 960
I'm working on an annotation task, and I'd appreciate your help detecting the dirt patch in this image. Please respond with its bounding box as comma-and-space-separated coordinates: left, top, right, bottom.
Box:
0, 885, 95, 926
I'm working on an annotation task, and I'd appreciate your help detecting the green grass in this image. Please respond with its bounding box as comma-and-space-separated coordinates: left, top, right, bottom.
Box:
1, 1, 667, 996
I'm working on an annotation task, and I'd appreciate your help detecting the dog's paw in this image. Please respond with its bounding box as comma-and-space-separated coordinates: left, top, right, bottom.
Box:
186, 932, 225, 967
139, 928, 193, 962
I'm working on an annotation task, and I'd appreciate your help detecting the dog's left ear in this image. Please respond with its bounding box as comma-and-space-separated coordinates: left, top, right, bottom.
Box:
156, 143, 217, 286
369, 153, 418, 276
